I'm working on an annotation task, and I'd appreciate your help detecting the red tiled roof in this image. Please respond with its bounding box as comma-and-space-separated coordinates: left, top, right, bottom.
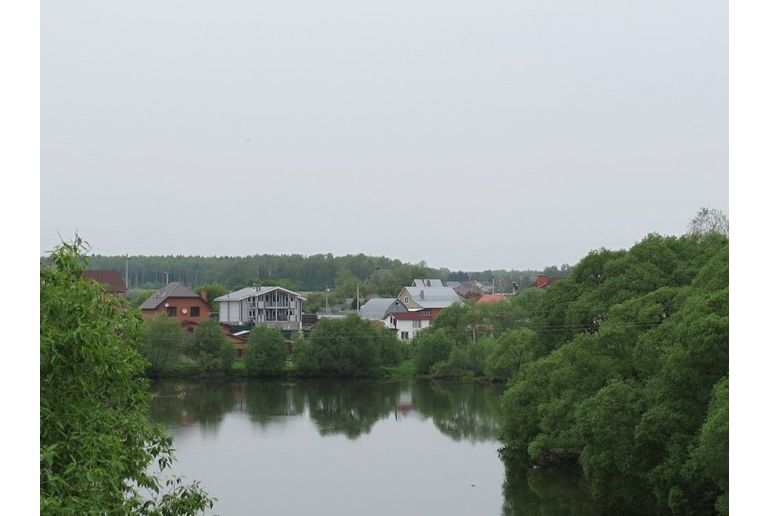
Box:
83, 270, 127, 293
535, 275, 553, 288
477, 294, 507, 304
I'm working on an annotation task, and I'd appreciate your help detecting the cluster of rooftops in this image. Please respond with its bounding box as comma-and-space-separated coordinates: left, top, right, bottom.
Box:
82, 269, 555, 342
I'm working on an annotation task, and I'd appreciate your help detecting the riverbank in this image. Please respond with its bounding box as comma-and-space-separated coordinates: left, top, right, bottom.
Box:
144, 358, 504, 383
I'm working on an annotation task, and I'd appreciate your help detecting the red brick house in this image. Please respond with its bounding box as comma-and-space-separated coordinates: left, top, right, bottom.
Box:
83, 269, 127, 294
139, 282, 211, 330
534, 274, 554, 289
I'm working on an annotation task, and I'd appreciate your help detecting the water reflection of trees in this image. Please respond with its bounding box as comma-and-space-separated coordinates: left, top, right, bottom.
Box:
149, 381, 236, 434
499, 449, 598, 516
301, 380, 403, 440
149, 379, 507, 443
410, 381, 504, 443
243, 381, 304, 427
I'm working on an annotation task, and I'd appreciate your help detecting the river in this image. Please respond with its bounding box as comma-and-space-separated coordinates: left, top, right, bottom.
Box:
149, 379, 596, 515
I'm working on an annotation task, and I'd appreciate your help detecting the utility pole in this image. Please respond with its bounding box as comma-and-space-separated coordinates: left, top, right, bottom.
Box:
325, 288, 330, 313
125, 255, 129, 289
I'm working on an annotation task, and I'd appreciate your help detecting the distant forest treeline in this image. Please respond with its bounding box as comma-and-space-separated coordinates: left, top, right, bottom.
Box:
84, 253, 568, 294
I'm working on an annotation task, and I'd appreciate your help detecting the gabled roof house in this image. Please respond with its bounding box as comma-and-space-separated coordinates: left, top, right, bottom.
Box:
215, 286, 306, 331
139, 282, 211, 329
384, 309, 434, 341
358, 297, 408, 321
396, 284, 462, 311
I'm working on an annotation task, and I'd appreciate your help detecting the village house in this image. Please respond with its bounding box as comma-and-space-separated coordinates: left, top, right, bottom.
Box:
383, 310, 434, 341
138, 282, 211, 330
215, 286, 305, 331
380, 279, 463, 340
358, 297, 408, 324
395, 280, 463, 311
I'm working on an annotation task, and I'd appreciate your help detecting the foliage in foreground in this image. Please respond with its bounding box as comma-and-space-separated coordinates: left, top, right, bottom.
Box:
41, 238, 213, 514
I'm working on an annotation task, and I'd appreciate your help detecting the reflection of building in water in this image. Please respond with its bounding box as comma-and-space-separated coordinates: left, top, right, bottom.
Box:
284, 383, 299, 416
234, 383, 245, 412
181, 409, 194, 426
394, 391, 413, 420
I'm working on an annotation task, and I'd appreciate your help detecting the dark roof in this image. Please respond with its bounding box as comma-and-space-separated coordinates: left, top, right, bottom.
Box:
391, 310, 433, 321
359, 298, 397, 320
83, 270, 127, 293
453, 280, 485, 297
139, 282, 207, 310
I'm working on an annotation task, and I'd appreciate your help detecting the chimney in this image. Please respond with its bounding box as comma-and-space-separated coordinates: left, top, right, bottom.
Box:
200, 288, 208, 302
420, 290, 425, 300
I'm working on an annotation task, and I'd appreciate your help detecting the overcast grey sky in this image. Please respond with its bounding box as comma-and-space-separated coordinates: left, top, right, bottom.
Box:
41, 0, 727, 271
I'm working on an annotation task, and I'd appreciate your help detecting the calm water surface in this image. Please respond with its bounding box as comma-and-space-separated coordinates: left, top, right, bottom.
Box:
150, 379, 596, 515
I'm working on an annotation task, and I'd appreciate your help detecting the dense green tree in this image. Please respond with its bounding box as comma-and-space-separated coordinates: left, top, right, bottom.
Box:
298, 316, 383, 377
429, 303, 472, 342
376, 327, 409, 367
244, 326, 288, 376
414, 329, 455, 375
292, 331, 319, 375
138, 314, 185, 376
41, 238, 212, 513
574, 380, 652, 513
687, 377, 729, 515
188, 318, 235, 375
484, 328, 536, 381
498, 229, 728, 515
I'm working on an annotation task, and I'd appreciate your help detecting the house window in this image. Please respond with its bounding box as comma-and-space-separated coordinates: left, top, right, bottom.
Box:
400, 331, 409, 340
166, 306, 177, 316
190, 306, 200, 317
413, 320, 422, 328
248, 309, 255, 318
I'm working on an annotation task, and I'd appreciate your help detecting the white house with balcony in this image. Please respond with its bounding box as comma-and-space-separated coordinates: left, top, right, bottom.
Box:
384, 310, 434, 340
214, 286, 305, 330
